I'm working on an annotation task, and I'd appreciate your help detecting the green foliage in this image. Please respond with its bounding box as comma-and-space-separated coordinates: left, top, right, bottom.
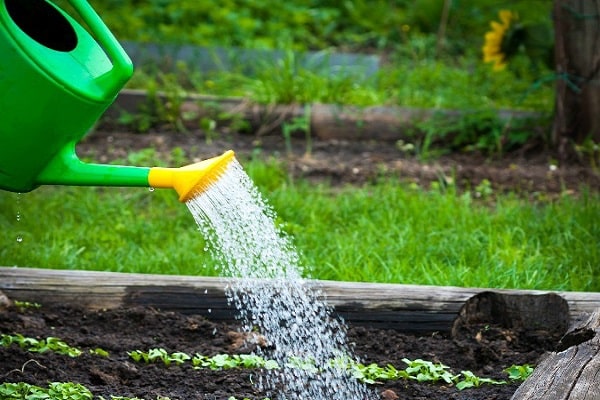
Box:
406, 108, 549, 158
127, 348, 190, 366
0, 382, 174, 400
85, 0, 550, 57
504, 364, 534, 381
281, 106, 312, 156
574, 138, 600, 171
456, 370, 506, 390
92, 0, 554, 149
401, 358, 457, 383
13, 300, 41, 310
90, 348, 110, 357
126, 349, 512, 390
116, 59, 553, 157
0, 382, 93, 400
0, 331, 539, 395
1, 334, 82, 357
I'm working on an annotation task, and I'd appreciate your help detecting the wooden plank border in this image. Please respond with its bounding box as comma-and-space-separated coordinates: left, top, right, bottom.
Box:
1, 267, 598, 332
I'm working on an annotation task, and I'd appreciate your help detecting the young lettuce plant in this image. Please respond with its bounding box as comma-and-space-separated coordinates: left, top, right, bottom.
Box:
401, 358, 457, 384
127, 349, 191, 366
126, 349, 525, 391
191, 353, 278, 370
504, 364, 534, 381
456, 370, 506, 390
0, 334, 82, 357
0, 382, 92, 400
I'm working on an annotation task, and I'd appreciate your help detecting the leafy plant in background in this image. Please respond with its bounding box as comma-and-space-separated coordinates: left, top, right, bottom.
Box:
408, 108, 549, 159
281, 105, 312, 156
574, 138, 600, 172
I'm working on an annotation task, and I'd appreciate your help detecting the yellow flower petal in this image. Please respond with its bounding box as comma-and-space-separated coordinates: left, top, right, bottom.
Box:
499, 10, 515, 25
485, 31, 500, 40
490, 21, 506, 33
482, 9, 515, 70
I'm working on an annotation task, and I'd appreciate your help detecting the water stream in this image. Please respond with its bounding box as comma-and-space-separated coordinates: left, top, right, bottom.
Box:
186, 159, 374, 399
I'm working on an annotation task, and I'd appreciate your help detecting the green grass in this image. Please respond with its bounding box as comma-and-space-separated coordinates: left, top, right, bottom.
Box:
0, 158, 597, 292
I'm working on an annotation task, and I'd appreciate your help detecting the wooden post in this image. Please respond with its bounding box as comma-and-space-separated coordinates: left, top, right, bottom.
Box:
511, 309, 600, 400
552, 0, 600, 154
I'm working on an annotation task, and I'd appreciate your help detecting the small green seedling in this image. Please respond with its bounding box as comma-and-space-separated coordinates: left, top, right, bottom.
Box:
0, 382, 92, 400
402, 358, 457, 384
90, 347, 110, 357
455, 370, 506, 390
128, 349, 191, 366
0, 334, 82, 357
504, 364, 534, 381
13, 300, 42, 310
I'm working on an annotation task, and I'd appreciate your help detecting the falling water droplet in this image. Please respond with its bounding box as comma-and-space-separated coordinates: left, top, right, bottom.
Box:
15, 193, 22, 223
207, 308, 212, 313
185, 159, 375, 399
148, 187, 155, 192
204, 289, 208, 294
16, 235, 23, 243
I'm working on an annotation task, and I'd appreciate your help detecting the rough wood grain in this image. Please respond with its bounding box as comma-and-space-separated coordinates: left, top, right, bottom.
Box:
511, 309, 600, 400
1, 267, 599, 333
452, 291, 570, 342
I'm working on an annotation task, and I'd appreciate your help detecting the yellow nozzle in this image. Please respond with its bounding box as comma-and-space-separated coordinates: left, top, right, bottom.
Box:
148, 150, 235, 202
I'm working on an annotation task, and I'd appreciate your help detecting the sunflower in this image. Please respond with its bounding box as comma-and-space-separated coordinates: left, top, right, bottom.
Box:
482, 10, 518, 70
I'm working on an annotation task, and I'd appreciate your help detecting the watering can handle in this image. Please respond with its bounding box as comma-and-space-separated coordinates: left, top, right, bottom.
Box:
67, 0, 133, 96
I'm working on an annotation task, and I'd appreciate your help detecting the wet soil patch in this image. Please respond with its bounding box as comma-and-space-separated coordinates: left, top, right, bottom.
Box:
0, 301, 555, 399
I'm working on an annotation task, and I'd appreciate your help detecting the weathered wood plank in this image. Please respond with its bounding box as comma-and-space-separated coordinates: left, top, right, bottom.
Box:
452, 291, 570, 344
511, 309, 600, 400
1, 267, 599, 333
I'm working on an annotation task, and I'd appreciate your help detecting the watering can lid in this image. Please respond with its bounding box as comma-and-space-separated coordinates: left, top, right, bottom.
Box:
0, 0, 131, 103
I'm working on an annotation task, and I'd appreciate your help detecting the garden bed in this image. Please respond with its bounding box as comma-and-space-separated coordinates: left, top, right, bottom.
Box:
3, 103, 599, 399
90, 99, 600, 197
1, 267, 600, 399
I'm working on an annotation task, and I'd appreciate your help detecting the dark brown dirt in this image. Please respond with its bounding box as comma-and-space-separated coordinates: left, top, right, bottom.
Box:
0, 300, 553, 400
78, 127, 600, 198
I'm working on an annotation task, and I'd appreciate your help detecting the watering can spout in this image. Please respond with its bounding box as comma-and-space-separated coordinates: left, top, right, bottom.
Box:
148, 150, 236, 202
36, 142, 235, 202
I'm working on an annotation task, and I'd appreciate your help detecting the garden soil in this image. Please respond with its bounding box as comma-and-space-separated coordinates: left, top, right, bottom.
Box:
1, 128, 596, 399
0, 299, 552, 400
78, 128, 600, 197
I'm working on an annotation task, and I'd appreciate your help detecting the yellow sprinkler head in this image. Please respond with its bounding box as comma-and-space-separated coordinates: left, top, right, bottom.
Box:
148, 150, 235, 202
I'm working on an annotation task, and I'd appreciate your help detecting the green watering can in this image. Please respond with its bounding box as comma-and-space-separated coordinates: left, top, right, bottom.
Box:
0, 0, 234, 202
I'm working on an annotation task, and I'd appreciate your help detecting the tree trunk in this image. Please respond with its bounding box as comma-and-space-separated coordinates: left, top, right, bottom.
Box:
552, 1, 600, 155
